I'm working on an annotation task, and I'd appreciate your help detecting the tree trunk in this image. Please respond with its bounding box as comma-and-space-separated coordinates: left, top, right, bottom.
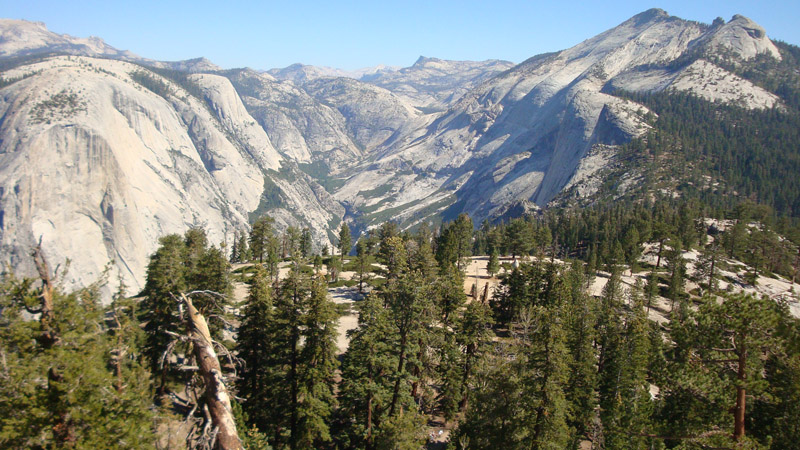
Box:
33, 243, 58, 348
708, 251, 717, 293
389, 333, 408, 416
366, 385, 374, 450
183, 295, 243, 450
733, 343, 747, 441
459, 343, 475, 411
656, 239, 664, 270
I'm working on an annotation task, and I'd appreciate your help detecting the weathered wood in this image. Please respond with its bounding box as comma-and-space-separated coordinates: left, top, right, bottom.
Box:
32, 242, 58, 347
183, 294, 243, 450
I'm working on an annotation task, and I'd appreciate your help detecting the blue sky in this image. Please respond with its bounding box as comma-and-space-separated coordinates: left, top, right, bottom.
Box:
4, 1, 799, 70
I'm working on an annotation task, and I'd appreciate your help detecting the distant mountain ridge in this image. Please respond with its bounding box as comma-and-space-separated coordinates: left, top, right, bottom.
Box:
0, 10, 794, 298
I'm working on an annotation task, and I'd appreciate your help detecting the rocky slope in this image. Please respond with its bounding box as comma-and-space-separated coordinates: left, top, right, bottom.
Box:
0, 57, 340, 296
335, 9, 785, 230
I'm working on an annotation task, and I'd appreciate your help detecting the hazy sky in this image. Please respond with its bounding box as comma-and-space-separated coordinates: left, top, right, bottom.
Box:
4, 1, 799, 70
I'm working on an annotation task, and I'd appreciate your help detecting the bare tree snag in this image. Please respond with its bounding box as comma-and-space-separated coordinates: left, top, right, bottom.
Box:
32, 241, 59, 348
183, 294, 243, 450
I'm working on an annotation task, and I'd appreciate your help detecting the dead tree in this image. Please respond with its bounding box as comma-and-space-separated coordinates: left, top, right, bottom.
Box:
31, 241, 59, 347
176, 293, 243, 450
184, 294, 242, 450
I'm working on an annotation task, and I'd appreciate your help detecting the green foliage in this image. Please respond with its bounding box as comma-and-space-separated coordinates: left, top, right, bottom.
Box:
0, 276, 155, 449
249, 176, 287, 221
615, 90, 800, 217
239, 268, 339, 450
659, 293, 785, 447
129, 70, 173, 99
334, 294, 397, 450
487, 250, 500, 277
140, 227, 232, 393
236, 266, 275, 434
29, 89, 87, 124
338, 222, 352, 257
436, 213, 473, 271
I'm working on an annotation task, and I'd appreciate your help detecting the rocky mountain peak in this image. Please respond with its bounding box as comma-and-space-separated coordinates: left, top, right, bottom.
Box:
412, 56, 440, 67
0, 18, 119, 58
706, 14, 781, 60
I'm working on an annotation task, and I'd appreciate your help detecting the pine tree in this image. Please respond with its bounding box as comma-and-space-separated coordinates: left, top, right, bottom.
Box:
338, 222, 352, 257
384, 271, 433, 417
326, 254, 342, 283
355, 239, 372, 293
272, 269, 307, 450
563, 264, 598, 445
378, 236, 408, 279
237, 231, 251, 263
295, 275, 338, 448
335, 294, 397, 450
455, 301, 495, 412
250, 216, 276, 263
487, 250, 500, 278
599, 282, 655, 449
524, 278, 571, 449
141, 234, 186, 393
697, 240, 722, 293
660, 293, 784, 447
236, 266, 275, 436
300, 227, 312, 259
0, 274, 156, 448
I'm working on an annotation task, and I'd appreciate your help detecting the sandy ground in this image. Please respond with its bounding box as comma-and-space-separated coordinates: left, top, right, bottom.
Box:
329, 286, 363, 353
462, 256, 508, 303
590, 244, 800, 324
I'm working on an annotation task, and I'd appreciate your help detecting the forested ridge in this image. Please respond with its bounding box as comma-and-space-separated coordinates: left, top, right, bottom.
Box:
560, 41, 800, 219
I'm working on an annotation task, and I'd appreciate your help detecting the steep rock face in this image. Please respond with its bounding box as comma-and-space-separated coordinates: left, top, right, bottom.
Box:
0, 56, 271, 295
189, 73, 282, 170
335, 9, 784, 228
301, 77, 422, 152
609, 58, 780, 109
224, 69, 362, 169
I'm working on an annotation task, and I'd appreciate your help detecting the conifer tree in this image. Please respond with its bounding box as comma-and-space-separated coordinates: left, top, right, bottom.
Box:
250, 216, 276, 264
0, 273, 156, 448
660, 293, 784, 447
236, 231, 251, 263
335, 294, 397, 450
299, 228, 312, 259
487, 250, 500, 278
563, 264, 599, 445
296, 275, 339, 449
455, 300, 495, 412
338, 222, 352, 257
384, 271, 433, 417
355, 239, 372, 293
599, 282, 654, 449
236, 266, 275, 436
141, 234, 186, 392
524, 273, 572, 449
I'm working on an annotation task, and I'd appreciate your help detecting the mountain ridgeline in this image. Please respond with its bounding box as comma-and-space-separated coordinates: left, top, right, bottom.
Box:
0, 9, 799, 294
